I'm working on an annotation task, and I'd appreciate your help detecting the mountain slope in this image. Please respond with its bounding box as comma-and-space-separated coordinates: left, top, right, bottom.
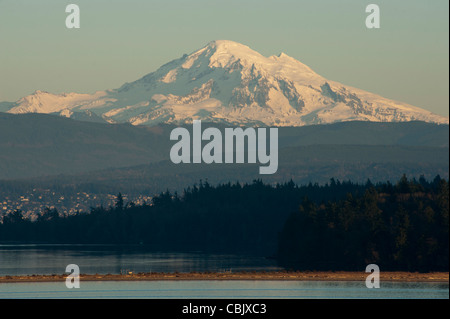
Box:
3, 40, 448, 126
0, 112, 171, 179
0, 112, 448, 180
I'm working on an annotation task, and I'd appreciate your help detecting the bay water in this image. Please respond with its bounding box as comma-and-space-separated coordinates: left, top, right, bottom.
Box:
0, 244, 448, 299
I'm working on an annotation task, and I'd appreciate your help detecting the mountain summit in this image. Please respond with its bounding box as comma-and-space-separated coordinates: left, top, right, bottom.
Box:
4, 40, 448, 126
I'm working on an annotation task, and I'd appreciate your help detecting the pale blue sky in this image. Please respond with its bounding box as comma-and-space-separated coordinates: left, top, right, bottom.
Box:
0, 0, 448, 116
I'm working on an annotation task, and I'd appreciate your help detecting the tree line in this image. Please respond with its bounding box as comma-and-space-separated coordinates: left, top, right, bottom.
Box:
0, 175, 448, 272
278, 175, 448, 271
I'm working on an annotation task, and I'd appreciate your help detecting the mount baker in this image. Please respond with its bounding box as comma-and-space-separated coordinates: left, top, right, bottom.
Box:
2, 40, 448, 126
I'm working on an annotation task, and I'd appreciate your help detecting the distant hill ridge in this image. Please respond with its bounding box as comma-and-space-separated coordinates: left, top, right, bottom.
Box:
0, 112, 448, 181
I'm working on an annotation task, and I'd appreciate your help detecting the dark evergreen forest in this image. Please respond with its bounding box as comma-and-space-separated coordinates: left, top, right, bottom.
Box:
0, 175, 448, 272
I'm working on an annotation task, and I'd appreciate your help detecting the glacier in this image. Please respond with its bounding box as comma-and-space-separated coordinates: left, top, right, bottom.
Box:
3, 40, 448, 127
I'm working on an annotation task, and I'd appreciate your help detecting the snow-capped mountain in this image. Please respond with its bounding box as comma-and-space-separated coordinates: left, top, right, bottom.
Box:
4, 40, 448, 126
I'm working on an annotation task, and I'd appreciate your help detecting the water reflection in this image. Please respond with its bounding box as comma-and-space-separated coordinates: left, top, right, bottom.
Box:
0, 244, 281, 276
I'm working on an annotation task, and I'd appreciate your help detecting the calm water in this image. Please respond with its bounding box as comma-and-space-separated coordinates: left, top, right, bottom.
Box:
0, 280, 448, 299
0, 244, 280, 276
0, 245, 448, 299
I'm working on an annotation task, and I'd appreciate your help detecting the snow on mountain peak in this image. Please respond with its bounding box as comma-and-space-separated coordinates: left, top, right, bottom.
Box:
205, 40, 265, 67
3, 40, 449, 127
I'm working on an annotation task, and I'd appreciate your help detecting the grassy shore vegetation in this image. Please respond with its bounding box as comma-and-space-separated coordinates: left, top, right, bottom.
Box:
0, 175, 448, 272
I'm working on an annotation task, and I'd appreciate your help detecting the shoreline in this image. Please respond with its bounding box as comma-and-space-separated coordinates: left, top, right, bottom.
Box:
0, 271, 448, 283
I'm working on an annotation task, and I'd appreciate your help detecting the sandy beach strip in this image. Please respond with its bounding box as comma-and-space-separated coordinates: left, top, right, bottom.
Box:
0, 271, 448, 283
